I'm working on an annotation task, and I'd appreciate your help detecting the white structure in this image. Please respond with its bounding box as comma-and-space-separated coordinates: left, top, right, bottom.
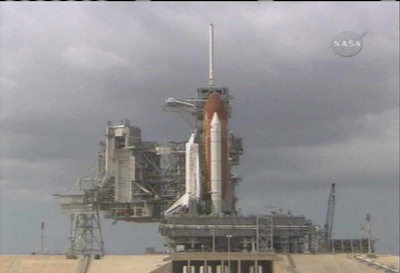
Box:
165, 133, 201, 216
211, 113, 222, 215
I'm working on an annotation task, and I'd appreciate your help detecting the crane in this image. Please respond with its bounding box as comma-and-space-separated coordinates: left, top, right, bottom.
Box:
324, 183, 336, 251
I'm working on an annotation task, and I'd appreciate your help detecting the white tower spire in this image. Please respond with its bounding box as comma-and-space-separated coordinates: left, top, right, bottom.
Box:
209, 24, 215, 87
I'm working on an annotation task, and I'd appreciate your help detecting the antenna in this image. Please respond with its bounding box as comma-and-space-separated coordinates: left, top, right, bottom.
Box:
209, 24, 214, 87
40, 222, 45, 254
366, 213, 372, 254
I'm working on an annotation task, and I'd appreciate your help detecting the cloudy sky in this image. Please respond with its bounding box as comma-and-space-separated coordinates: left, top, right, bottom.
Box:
0, 2, 398, 255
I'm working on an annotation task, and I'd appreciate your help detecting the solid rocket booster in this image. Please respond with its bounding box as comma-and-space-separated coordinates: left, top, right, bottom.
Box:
210, 113, 222, 214
203, 92, 229, 214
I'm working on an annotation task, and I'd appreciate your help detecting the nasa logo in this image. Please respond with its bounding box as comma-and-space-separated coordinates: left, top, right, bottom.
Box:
331, 31, 367, 57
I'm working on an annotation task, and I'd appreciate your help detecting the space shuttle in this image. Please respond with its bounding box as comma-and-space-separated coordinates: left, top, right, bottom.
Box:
165, 24, 235, 216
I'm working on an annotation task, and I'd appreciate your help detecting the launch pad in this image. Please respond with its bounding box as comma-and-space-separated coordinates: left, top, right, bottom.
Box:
55, 25, 374, 259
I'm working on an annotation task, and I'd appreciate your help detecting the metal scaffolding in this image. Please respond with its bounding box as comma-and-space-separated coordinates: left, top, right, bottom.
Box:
257, 215, 273, 252
67, 209, 104, 257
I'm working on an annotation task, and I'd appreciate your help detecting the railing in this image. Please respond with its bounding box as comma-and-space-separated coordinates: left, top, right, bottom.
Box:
355, 255, 399, 273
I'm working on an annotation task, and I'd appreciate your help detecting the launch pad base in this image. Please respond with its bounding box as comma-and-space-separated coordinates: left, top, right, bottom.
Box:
159, 214, 322, 254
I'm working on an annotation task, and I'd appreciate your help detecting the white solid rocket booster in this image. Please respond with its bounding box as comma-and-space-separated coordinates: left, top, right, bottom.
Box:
210, 112, 222, 214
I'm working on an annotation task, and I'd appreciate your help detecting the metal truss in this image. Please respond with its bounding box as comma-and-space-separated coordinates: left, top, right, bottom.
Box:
67, 208, 104, 257
257, 215, 274, 252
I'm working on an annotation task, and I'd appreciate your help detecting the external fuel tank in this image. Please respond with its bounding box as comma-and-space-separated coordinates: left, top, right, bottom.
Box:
202, 92, 229, 214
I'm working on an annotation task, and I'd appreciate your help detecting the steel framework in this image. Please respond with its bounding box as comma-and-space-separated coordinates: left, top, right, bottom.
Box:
67, 210, 104, 257
324, 183, 336, 251
257, 215, 274, 252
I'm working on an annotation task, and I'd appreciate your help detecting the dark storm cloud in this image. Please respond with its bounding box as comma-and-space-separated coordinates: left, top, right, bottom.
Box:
0, 2, 398, 254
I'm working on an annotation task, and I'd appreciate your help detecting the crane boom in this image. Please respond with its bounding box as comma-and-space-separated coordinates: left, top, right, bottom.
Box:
325, 183, 336, 245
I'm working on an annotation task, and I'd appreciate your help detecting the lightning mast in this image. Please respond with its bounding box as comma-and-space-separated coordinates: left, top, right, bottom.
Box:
209, 24, 215, 87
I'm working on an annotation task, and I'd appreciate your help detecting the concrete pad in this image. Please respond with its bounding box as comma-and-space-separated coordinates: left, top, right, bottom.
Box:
274, 254, 385, 273
272, 256, 290, 273
88, 254, 169, 273
0, 255, 20, 273
0, 255, 79, 273
372, 254, 399, 270
2, 253, 397, 273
